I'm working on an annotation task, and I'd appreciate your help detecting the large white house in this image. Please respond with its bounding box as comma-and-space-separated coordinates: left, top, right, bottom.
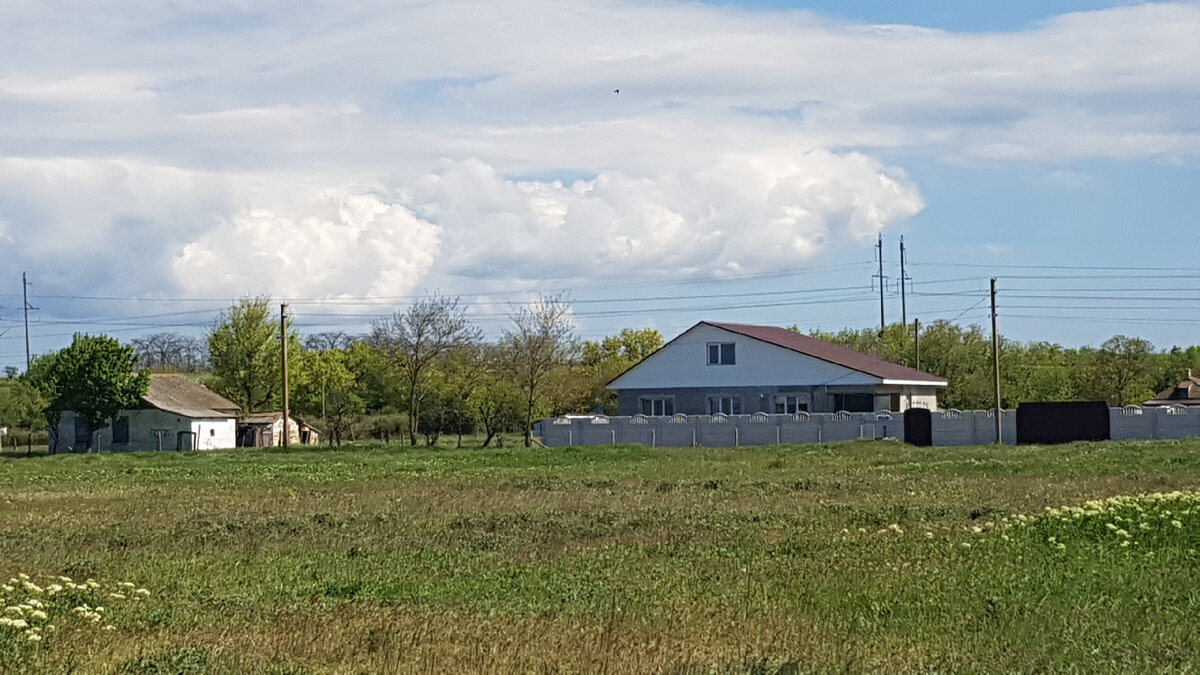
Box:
53, 374, 240, 452
608, 321, 947, 416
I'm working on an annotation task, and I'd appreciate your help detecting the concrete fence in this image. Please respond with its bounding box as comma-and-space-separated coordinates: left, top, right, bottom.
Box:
1110, 404, 1200, 441
538, 409, 1011, 448
536, 405, 1195, 448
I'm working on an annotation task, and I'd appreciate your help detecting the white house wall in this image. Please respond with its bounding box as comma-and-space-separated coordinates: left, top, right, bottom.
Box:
54, 409, 237, 452
611, 323, 881, 389
191, 419, 237, 450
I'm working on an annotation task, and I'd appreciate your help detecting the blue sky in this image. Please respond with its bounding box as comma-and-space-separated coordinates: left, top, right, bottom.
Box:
0, 0, 1197, 368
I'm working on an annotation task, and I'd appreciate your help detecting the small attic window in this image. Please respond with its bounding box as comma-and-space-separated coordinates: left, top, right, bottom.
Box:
707, 342, 735, 365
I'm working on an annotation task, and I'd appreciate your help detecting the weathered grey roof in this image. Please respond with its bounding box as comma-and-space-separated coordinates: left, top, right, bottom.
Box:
705, 321, 948, 385
240, 412, 316, 429
241, 412, 284, 424
142, 374, 240, 418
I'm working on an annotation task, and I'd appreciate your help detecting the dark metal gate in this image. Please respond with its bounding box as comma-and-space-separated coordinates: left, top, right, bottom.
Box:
904, 407, 932, 446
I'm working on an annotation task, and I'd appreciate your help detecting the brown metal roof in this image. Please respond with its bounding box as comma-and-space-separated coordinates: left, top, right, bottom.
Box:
142, 374, 241, 418
1145, 376, 1200, 406
705, 321, 948, 385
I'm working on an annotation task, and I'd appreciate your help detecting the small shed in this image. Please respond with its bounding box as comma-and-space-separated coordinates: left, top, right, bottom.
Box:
238, 412, 320, 447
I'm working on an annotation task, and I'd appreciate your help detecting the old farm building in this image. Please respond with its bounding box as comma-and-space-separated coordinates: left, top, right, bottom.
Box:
54, 374, 240, 452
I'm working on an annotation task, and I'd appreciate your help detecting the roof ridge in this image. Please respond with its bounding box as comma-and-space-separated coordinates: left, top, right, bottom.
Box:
705, 320, 946, 384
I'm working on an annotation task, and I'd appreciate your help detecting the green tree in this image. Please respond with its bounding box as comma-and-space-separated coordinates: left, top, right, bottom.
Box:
371, 294, 482, 446
500, 293, 579, 447
208, 297, 300, 413
344, 340, 399, 413
470, 365, 523, 449
23, 352, 61, 451
1, 379, 49, 451
1080, 335, 1156, 406
569, 328, 665, 414
41, 334, 149, 450
293, 347, 364, 446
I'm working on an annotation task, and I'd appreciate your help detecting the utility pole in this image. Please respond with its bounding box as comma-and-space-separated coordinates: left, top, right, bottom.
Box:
281, 303, 290, 449
874, 234, 885, 334
899, 236, 909, 326
913, 318, 920, 371
990, 278, 1002, 444
22, 272, 32, 372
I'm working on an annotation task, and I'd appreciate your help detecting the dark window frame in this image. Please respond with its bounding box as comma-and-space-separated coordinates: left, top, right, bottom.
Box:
639, 396, 675, 416
706, 342, 736, 365
706, 395, 741, 415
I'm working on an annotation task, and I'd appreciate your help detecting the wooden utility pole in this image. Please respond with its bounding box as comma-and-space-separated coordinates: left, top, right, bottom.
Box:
875, 234, 885, 334
281, 303, 290, 449
990, 278, 1002, 444
913, 318, 920, 371
22, 272, 31, 372
899, 236, 909, 326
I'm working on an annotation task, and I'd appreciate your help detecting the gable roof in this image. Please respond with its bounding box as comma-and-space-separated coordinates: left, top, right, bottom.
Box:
142, 374, 241, 418
705, 322, 946, 385
610, 321, 947, 387
1145, 375, 1200, 406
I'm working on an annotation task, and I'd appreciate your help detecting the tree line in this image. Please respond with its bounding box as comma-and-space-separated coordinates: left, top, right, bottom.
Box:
805, 322, 1200, 409
3, 293, 663, 449
4, 301, 1198, 451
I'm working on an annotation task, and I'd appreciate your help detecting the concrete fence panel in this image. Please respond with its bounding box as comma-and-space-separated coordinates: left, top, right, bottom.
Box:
696, 419, 738, 447
539, 404, 1193, 448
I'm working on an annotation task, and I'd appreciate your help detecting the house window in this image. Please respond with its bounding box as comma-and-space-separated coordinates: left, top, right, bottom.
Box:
706, 395, 741, 415
832, 393, 874, 413
707, 342, 736, 365
640, 396, 675, 416
112, 416, 130, 444
772, 395, 808, 414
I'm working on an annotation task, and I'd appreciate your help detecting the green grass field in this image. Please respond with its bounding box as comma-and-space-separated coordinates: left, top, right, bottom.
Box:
1, 440, 1198, 672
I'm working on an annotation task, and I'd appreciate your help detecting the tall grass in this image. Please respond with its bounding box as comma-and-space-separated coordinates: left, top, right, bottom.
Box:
1, 439, 1198, 671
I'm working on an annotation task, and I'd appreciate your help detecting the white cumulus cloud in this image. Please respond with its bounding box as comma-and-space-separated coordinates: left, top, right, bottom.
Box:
173, 190, 441, 299
407, 150, 922, 284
